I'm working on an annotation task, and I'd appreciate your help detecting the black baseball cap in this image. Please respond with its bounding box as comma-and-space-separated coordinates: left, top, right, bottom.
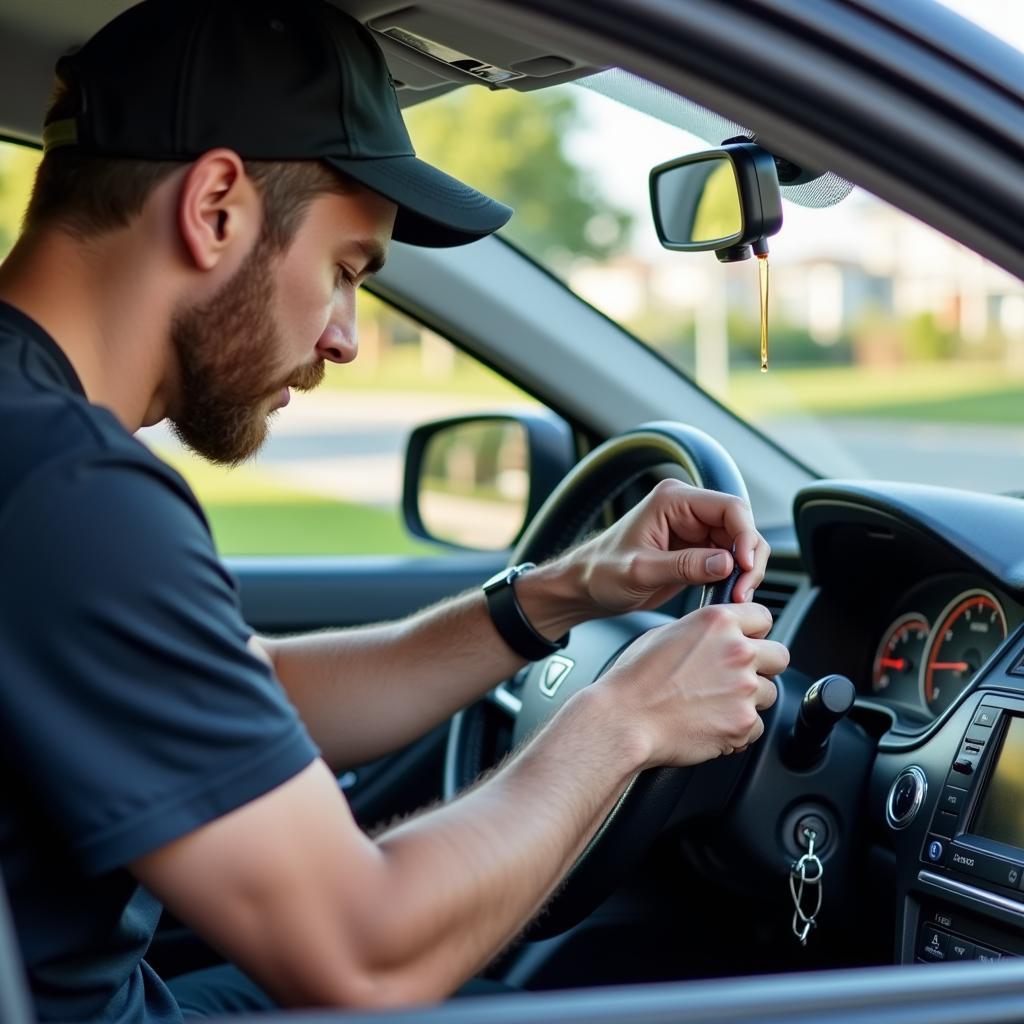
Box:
42, 0, 512, 248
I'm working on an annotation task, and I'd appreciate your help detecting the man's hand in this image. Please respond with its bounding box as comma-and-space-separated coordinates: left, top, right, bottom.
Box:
578, 479, 767, 611
518, 479, 769, 638
595, 600, 787, 768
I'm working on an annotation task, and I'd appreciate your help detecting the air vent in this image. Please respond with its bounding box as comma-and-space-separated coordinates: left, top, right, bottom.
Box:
753, 575, 801, 626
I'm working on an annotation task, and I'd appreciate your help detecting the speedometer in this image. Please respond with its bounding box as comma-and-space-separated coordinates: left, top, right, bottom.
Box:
921, 589, 1007, 716
872, 612, 930, 696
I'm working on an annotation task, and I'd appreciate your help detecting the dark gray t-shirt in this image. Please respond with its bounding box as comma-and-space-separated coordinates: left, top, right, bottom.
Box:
0, 301, 319, 1022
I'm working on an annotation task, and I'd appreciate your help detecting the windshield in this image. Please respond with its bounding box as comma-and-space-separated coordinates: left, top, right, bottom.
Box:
405, 0, 1024, 495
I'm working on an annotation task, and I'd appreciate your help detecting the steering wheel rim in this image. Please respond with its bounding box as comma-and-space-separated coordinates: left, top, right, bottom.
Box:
445, 420, 750, 937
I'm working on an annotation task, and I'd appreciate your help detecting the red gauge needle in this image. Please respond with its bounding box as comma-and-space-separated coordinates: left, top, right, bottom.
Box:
880, 658, 905, 670
931, 661, 970, 672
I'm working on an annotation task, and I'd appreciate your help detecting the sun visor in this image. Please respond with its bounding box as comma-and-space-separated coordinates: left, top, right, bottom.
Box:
367, 4, 597, 99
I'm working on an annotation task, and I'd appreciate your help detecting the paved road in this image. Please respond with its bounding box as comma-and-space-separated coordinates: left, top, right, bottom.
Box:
139, 393, 1024, 506
139, 391, 532, 505
763, 417, 1024, 494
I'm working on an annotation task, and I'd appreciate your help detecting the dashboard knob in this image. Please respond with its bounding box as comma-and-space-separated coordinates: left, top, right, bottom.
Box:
784, 673, 856, 770
886, 766, 928, 829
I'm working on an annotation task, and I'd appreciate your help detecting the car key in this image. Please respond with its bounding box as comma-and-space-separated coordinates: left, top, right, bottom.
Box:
789, 827, 824, 946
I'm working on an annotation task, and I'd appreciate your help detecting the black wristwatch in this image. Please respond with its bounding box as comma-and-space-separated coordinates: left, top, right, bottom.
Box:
482, 562, 570, 662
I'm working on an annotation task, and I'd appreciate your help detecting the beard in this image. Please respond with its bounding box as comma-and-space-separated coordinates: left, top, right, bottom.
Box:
169, 236, 325, 466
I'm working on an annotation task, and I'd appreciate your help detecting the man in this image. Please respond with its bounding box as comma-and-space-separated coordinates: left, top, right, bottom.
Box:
0, 0, 787, 1020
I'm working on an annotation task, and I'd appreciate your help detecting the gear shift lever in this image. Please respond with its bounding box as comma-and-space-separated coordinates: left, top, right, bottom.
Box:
784, 674, 856, 770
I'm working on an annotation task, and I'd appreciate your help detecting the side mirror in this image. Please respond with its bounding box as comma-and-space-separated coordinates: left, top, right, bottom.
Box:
403, 412, 575, 551
650, 142, 782, 262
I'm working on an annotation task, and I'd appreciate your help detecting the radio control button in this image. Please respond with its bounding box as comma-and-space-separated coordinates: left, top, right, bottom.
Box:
974, 946, 1002, 962
973, 708, 998, 728
931, 812, 958, 838
940, 785, 968, 813
952, 757, 975, 775
948, 935, 974, 960
920, 927, 949, 961
925, 837, 945, 863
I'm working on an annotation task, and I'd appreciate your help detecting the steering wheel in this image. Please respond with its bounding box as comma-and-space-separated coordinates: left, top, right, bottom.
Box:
444, 420, 751, 937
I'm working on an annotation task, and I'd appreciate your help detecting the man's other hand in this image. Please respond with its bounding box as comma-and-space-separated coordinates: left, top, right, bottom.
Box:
595, 600, 787, 768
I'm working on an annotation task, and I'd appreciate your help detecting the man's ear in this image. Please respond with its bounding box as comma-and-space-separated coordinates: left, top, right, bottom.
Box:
177, 149, 259, 272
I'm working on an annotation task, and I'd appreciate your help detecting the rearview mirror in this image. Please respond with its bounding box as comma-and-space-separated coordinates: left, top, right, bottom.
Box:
650, 142, 783, 262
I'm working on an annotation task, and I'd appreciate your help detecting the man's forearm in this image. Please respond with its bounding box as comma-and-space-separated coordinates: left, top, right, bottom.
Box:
261, 558, 589, 769
134, 601, 781, 1011
348, 683, 647, 1005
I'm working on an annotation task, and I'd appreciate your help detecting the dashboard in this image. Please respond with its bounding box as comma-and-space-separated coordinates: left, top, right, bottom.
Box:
760, 480, 1024, 969
867, 575, 1021, 721
782, 481, 1024, 736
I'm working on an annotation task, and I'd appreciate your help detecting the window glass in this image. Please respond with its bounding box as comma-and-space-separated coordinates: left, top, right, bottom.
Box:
406, 64, 1024, 495
0, 141, 39, 254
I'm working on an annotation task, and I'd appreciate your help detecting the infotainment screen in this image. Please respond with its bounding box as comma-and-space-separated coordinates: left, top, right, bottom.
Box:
973, 716, 1024, 849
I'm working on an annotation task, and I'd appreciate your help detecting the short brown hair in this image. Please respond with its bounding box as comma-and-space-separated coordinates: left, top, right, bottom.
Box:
24, 79, 353, 248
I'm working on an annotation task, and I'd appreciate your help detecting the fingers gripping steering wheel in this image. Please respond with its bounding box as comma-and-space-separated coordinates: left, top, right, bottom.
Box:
444, 421, 750, 938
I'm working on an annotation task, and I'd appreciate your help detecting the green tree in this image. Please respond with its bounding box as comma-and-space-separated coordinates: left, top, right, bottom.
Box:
0, 143, 40, 258
404, 85, 631, 269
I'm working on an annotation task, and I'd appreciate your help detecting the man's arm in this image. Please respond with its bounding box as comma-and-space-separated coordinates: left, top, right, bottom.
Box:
133, 601, 786, 1010
256, 558, 582, 769
260, 481, 770, 769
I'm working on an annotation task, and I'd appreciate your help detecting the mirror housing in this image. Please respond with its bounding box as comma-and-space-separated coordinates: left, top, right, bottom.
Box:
650, 142, 783, 262
403, 411, 575, 551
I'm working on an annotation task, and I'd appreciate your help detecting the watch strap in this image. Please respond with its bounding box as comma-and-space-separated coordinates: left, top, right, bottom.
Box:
483, 562, 570, 662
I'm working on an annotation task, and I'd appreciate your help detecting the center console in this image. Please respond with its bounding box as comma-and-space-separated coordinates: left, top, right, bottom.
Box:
884, 691, 1024, 963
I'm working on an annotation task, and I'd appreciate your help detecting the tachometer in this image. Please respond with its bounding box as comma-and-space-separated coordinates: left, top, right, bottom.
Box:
921, 589, 1007, 716
872, 613, 930, 696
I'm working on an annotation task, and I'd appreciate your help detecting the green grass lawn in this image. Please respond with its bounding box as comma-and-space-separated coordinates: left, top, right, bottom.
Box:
320, 344, 535, 400
202, 498, 433, 556
158, 449, 437, 557
730, 363, 1024, 423
327, 349, 1024, 424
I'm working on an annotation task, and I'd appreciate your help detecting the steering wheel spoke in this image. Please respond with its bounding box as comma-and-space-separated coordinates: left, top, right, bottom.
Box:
487, 680, 524, 718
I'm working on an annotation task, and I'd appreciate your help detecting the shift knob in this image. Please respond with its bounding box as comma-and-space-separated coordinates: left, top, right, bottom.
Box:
785, 674, 856, 770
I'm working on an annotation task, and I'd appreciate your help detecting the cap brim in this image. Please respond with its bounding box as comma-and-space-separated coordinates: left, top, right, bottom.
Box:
326, 154, 512, 248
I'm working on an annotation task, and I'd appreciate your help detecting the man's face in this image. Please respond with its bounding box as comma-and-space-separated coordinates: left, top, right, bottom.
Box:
169, 184, 396, 465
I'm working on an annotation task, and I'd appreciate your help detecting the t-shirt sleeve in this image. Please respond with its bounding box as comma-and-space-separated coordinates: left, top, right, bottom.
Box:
0, 451, 320, 876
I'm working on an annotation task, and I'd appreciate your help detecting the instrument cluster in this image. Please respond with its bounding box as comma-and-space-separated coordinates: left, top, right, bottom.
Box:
869, 575, 1017, 719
